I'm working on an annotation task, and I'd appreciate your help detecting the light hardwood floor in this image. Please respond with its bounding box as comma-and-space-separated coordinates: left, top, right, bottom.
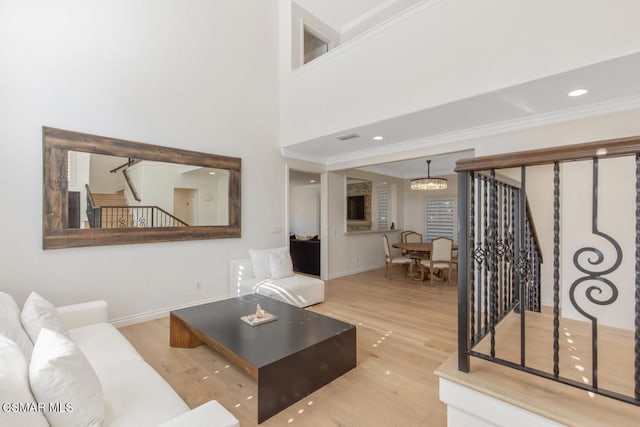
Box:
119, 269, 457, 426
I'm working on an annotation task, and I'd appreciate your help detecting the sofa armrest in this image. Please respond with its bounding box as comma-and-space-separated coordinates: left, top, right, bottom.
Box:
56, 300, 108, 329
158, 401, 239, 427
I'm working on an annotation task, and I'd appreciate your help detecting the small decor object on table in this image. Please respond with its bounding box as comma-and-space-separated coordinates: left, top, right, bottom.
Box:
241, 304, 278, 326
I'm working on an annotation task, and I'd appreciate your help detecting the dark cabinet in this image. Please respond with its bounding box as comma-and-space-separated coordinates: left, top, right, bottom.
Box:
290, 239, 320, 276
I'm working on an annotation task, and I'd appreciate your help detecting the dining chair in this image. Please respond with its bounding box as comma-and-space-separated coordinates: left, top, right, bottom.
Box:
402, 231, 425, 260
419, 237, 453, 284
399, 231, 411, 255
382, 234, 413, 279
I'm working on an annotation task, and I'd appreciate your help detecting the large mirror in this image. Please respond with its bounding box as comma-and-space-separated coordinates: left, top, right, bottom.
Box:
43, 127, 241, 249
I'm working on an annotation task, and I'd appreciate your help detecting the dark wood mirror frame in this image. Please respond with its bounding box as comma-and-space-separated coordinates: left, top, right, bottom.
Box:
43, 127, 241, 249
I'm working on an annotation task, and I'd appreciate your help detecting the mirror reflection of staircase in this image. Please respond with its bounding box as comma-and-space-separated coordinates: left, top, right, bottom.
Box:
91, 190, 134, 228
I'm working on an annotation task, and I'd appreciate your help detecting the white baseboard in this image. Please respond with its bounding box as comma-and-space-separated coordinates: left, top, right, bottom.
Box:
110, 296, 229, 328
329, 262, 385, 280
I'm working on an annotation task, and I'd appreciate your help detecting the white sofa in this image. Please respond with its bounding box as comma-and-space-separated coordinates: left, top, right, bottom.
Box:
0, 292, 239, 427
229, 258, 325, 307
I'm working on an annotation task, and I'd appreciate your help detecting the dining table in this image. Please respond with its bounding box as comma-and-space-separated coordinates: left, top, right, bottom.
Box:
391, 241, 458, 280
392, 242, 434, 255
392, 241, 458, 254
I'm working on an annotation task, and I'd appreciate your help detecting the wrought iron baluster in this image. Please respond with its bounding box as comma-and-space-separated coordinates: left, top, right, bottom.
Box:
490, 170, 498, 357
476, 175, 483, 342
470, 172, 476, 346
502, 182, 507, 314
636, 153, 640, 401
483, 176, 489, 336
510, 188, 515, 307
520, 166, 527, 367
569, 158, 622, 390
458, 171, 471, 372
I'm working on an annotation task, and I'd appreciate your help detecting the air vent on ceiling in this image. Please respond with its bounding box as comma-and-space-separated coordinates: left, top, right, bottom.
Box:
336, 133, 359, 141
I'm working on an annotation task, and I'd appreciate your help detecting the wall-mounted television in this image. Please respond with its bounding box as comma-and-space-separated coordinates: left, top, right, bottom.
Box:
347, 195, 365, 220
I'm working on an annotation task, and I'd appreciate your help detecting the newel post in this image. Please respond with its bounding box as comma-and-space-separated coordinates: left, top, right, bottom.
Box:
458, 171, 470, 372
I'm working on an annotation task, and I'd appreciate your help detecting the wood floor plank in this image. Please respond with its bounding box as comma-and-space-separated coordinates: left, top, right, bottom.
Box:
120, 269, 455, 426
120, 269, 640, 426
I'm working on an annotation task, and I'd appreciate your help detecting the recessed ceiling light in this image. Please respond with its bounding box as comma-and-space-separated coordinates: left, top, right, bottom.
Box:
209, 171, 216, 175
567, 89, 588, 97
309, 180, 316, 183
373, 136, 384, 141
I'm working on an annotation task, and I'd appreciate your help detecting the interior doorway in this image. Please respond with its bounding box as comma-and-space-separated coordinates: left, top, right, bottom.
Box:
173, 188, 198, 226
288, 169, 322, 277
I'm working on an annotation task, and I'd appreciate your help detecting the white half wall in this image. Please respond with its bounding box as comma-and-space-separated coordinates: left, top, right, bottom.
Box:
280, 0, 640, 146
0, 0, 283, 322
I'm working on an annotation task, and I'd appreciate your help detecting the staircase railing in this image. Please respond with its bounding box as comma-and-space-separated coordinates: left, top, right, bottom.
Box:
461, 171, 542, 349
456, 135, 640, 406
84, 184, 188, 228
85, 184, 101, 229
97, 205, 188, 228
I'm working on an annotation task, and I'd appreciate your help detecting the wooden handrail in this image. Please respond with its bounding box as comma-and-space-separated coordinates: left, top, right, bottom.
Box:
525, 203, 543, 263
455, 135, 640, 172
122, 169, 141, 202
85, 184, 96, 207
110, 158, 141, 173
154, 206, 189, 227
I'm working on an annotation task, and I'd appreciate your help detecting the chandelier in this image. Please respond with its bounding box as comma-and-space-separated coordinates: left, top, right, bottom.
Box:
410, 160, 448, 190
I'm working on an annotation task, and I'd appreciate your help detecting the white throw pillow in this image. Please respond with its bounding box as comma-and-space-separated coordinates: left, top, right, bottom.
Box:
0, 335, 49, 427
269, 246, 294, 279
0, 291, 34, 359
29, 328, 104, 427
21, 292, 67, 344
249, 249, 271, 280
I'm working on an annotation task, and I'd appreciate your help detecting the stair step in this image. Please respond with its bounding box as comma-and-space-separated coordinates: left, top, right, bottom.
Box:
92, 192, 128, 207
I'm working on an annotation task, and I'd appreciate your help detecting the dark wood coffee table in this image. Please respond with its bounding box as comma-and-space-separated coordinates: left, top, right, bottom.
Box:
169, 294, 356, 423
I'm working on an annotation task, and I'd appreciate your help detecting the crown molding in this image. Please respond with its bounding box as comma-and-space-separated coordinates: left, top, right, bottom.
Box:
317, 94, 640, 166
340, 0, 402, 34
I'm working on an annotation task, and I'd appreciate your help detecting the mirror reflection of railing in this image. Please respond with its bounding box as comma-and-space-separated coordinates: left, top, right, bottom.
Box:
85, 184, 188, 229
92, 206, 189, 228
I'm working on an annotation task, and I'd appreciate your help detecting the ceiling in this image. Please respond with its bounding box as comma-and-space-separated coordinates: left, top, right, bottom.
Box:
289, 169, 320, 187
358, 150, 473, 179
282, 52, 640, 175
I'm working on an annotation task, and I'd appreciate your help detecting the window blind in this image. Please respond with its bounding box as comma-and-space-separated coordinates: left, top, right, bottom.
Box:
377, 188, 389, 229
425, 198, 456, 241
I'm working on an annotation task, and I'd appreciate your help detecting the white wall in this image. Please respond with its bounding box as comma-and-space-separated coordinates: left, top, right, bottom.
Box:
403, 173, 458, 239
89, 154, 126, 193
130, 162, 228, 226
560, 157, 635, 330
325, 169, 405, 279
0, 0, 282, 324
289, 184, 320, 236
280, 0, 640, 146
